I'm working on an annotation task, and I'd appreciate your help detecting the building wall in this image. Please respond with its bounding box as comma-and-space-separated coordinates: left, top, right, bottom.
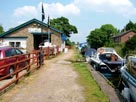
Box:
51, 31, 62, 47
3, 38, 26, 48
113, 37, 120, 43
4, 24, 34, 52
3, 22, 62, 52
121, 31, 136, 43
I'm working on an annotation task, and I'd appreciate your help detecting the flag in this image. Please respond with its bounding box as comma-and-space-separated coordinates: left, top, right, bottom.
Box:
48, 15, 50, 28
42, 3, 45, 21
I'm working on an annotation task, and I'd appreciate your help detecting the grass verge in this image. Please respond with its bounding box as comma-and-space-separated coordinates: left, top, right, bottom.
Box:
72, 50, 109, 102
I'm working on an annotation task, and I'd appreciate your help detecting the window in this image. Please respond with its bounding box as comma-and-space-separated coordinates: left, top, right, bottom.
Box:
15, 48, 23, 54
99, 53, 111, 61
99, 54, 107, 61
5, 49, 14, 57
9, 42, 15, 47
128, 35, 132, 39
9, 42, 21, 48
16, 42, 21, 48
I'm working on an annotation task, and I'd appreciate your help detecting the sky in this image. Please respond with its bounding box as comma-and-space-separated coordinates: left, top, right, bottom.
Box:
1, 0, 136, 43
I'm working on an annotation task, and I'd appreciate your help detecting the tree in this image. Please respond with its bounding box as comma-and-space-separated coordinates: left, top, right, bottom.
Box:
121, 20, 136, 32
0, 25, 4, 34
50, 16, 78, 37
87, 29, 106, 49
100, 24, 118, 35
101, 24, 118, 46
87, 24, 118, 49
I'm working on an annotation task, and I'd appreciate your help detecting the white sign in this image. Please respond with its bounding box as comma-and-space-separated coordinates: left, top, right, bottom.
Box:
28, 28, 41, 33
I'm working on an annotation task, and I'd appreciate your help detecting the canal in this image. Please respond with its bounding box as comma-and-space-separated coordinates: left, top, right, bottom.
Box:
102, 72, 134, 102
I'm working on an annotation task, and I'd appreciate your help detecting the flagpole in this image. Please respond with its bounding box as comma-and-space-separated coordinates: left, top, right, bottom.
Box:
48, 15, 50, 42
41, 2, 45, 45
48, 28, 50, 42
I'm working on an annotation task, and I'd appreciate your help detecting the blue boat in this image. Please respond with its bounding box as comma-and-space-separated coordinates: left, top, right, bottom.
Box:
120, 56, 136, 102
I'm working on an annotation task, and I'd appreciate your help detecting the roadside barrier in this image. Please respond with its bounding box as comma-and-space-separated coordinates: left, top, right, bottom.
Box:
0, 46, 60, 92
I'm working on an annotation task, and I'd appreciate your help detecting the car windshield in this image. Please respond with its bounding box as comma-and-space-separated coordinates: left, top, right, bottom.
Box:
15, 48, 23, 54
99, 53, 119, 61
99, 53, 111, 61
127, 57, 136, 79
99, 54, 106, 61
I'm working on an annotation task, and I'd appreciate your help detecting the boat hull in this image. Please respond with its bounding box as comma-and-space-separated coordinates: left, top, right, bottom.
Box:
120, 67, 136, 101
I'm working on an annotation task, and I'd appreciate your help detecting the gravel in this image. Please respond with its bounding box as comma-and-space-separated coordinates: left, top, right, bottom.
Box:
0, 50, 85, 102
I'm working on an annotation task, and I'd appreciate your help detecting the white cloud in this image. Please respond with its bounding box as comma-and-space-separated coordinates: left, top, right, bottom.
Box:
13, 2, 80, 19
13, 6, 37, 17
74, 0, 136, 17
39, 2, 80, 17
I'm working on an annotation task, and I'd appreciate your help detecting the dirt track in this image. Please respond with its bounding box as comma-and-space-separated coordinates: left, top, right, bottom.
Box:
0, 50, 85, 102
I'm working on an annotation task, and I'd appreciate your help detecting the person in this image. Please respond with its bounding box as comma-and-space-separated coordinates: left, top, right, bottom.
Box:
39, 43, 44, 65
110, 54, 118, 61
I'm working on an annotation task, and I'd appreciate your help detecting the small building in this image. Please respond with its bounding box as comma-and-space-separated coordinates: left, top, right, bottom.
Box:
113, 30, 136, 43
0, 18, 67, 52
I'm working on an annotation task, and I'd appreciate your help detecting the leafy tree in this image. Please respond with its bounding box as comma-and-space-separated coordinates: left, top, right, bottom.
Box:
100, 24, 118, 46
50, 16, 78, 37
100, 24, 118, 35
126, 21, 136, 30
87, 29, 106, 49
121, 20, 136, 32
0, 25, 4, 34
87, 24, 118, 49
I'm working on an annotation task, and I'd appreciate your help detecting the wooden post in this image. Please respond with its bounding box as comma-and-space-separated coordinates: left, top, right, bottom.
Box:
16, 56, 19, 84
27, 53, 31, 73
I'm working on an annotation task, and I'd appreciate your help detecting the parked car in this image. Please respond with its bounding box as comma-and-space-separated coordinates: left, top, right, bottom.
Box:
119, 55, 136, 102
90, 47, 125, 77
0, 46, 28, 77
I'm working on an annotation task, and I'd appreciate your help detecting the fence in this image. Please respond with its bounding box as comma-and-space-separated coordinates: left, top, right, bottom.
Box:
0, 46, 60, 92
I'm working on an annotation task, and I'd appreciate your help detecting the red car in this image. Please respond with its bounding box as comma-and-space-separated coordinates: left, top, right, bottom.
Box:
0, 46, 27, 77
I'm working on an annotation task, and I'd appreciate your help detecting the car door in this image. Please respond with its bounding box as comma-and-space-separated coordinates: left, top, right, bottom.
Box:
5, 48, 17, 69
14, 48, 27, 68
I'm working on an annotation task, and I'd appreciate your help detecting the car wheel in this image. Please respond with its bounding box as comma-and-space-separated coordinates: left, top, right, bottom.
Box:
9, 67, 14, 78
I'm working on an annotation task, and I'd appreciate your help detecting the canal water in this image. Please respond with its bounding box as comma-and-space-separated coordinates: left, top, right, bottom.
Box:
101, 72, 120, 86
102, 73, 128, 102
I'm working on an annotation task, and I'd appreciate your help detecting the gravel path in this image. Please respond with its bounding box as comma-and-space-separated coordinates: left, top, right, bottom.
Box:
0, 50, 85, 102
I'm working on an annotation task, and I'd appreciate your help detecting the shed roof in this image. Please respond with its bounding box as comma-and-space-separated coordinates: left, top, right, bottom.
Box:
0, 18, 64, 37
112, 30, 136, 38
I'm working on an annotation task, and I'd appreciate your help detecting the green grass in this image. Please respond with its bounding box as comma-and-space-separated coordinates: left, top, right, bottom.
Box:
72, 50, 109, 102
